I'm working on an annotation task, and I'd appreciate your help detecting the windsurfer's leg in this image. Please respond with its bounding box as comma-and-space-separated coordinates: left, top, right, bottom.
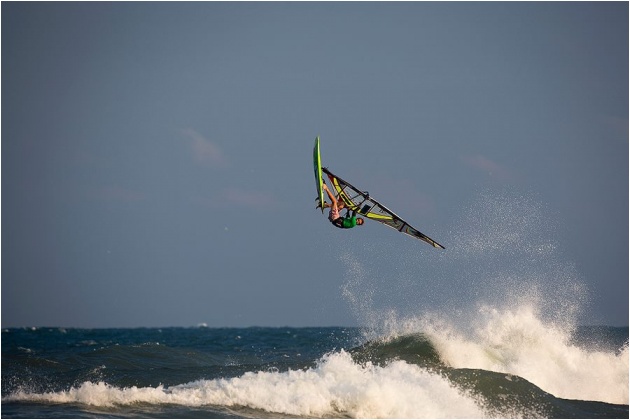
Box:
323, 183, 338, 208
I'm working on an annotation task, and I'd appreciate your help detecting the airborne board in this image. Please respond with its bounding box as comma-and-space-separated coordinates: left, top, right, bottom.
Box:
313, 137, 325, 213
322, 167, 445, 249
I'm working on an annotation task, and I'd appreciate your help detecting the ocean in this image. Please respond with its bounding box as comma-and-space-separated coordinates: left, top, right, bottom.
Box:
2, 323, 628, 418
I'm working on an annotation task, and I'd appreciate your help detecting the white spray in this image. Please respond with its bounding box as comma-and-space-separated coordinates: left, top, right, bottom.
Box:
338, 189, 628, 405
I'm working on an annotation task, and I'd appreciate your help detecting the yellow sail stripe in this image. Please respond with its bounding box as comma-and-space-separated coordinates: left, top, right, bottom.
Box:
330, 175, 393, 221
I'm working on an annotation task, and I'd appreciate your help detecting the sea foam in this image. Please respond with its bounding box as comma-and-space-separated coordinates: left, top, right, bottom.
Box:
338, 189, 628, 406
371, 304, 628, 405
4, 351, 489, 418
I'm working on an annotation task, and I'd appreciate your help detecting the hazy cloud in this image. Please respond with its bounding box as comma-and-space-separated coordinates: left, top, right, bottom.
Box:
182, 129, 228, 168
461, 154, 513, 181
600, 115, 629, 139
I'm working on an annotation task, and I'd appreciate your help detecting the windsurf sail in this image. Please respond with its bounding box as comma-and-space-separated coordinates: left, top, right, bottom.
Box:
322, 167, 445, 249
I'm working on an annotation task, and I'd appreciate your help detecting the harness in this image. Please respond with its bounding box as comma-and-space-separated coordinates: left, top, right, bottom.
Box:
332, 217, 346, 229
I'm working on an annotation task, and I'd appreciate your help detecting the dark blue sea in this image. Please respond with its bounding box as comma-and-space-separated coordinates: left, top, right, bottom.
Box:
1, 325, 627, 418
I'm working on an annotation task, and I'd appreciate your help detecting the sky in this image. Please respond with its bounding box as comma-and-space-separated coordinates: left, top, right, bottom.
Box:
2, 2, 628, 328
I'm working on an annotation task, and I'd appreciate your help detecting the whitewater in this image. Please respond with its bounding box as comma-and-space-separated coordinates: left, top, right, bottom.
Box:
4, 350, 486, 418
335, 190, 628, 409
